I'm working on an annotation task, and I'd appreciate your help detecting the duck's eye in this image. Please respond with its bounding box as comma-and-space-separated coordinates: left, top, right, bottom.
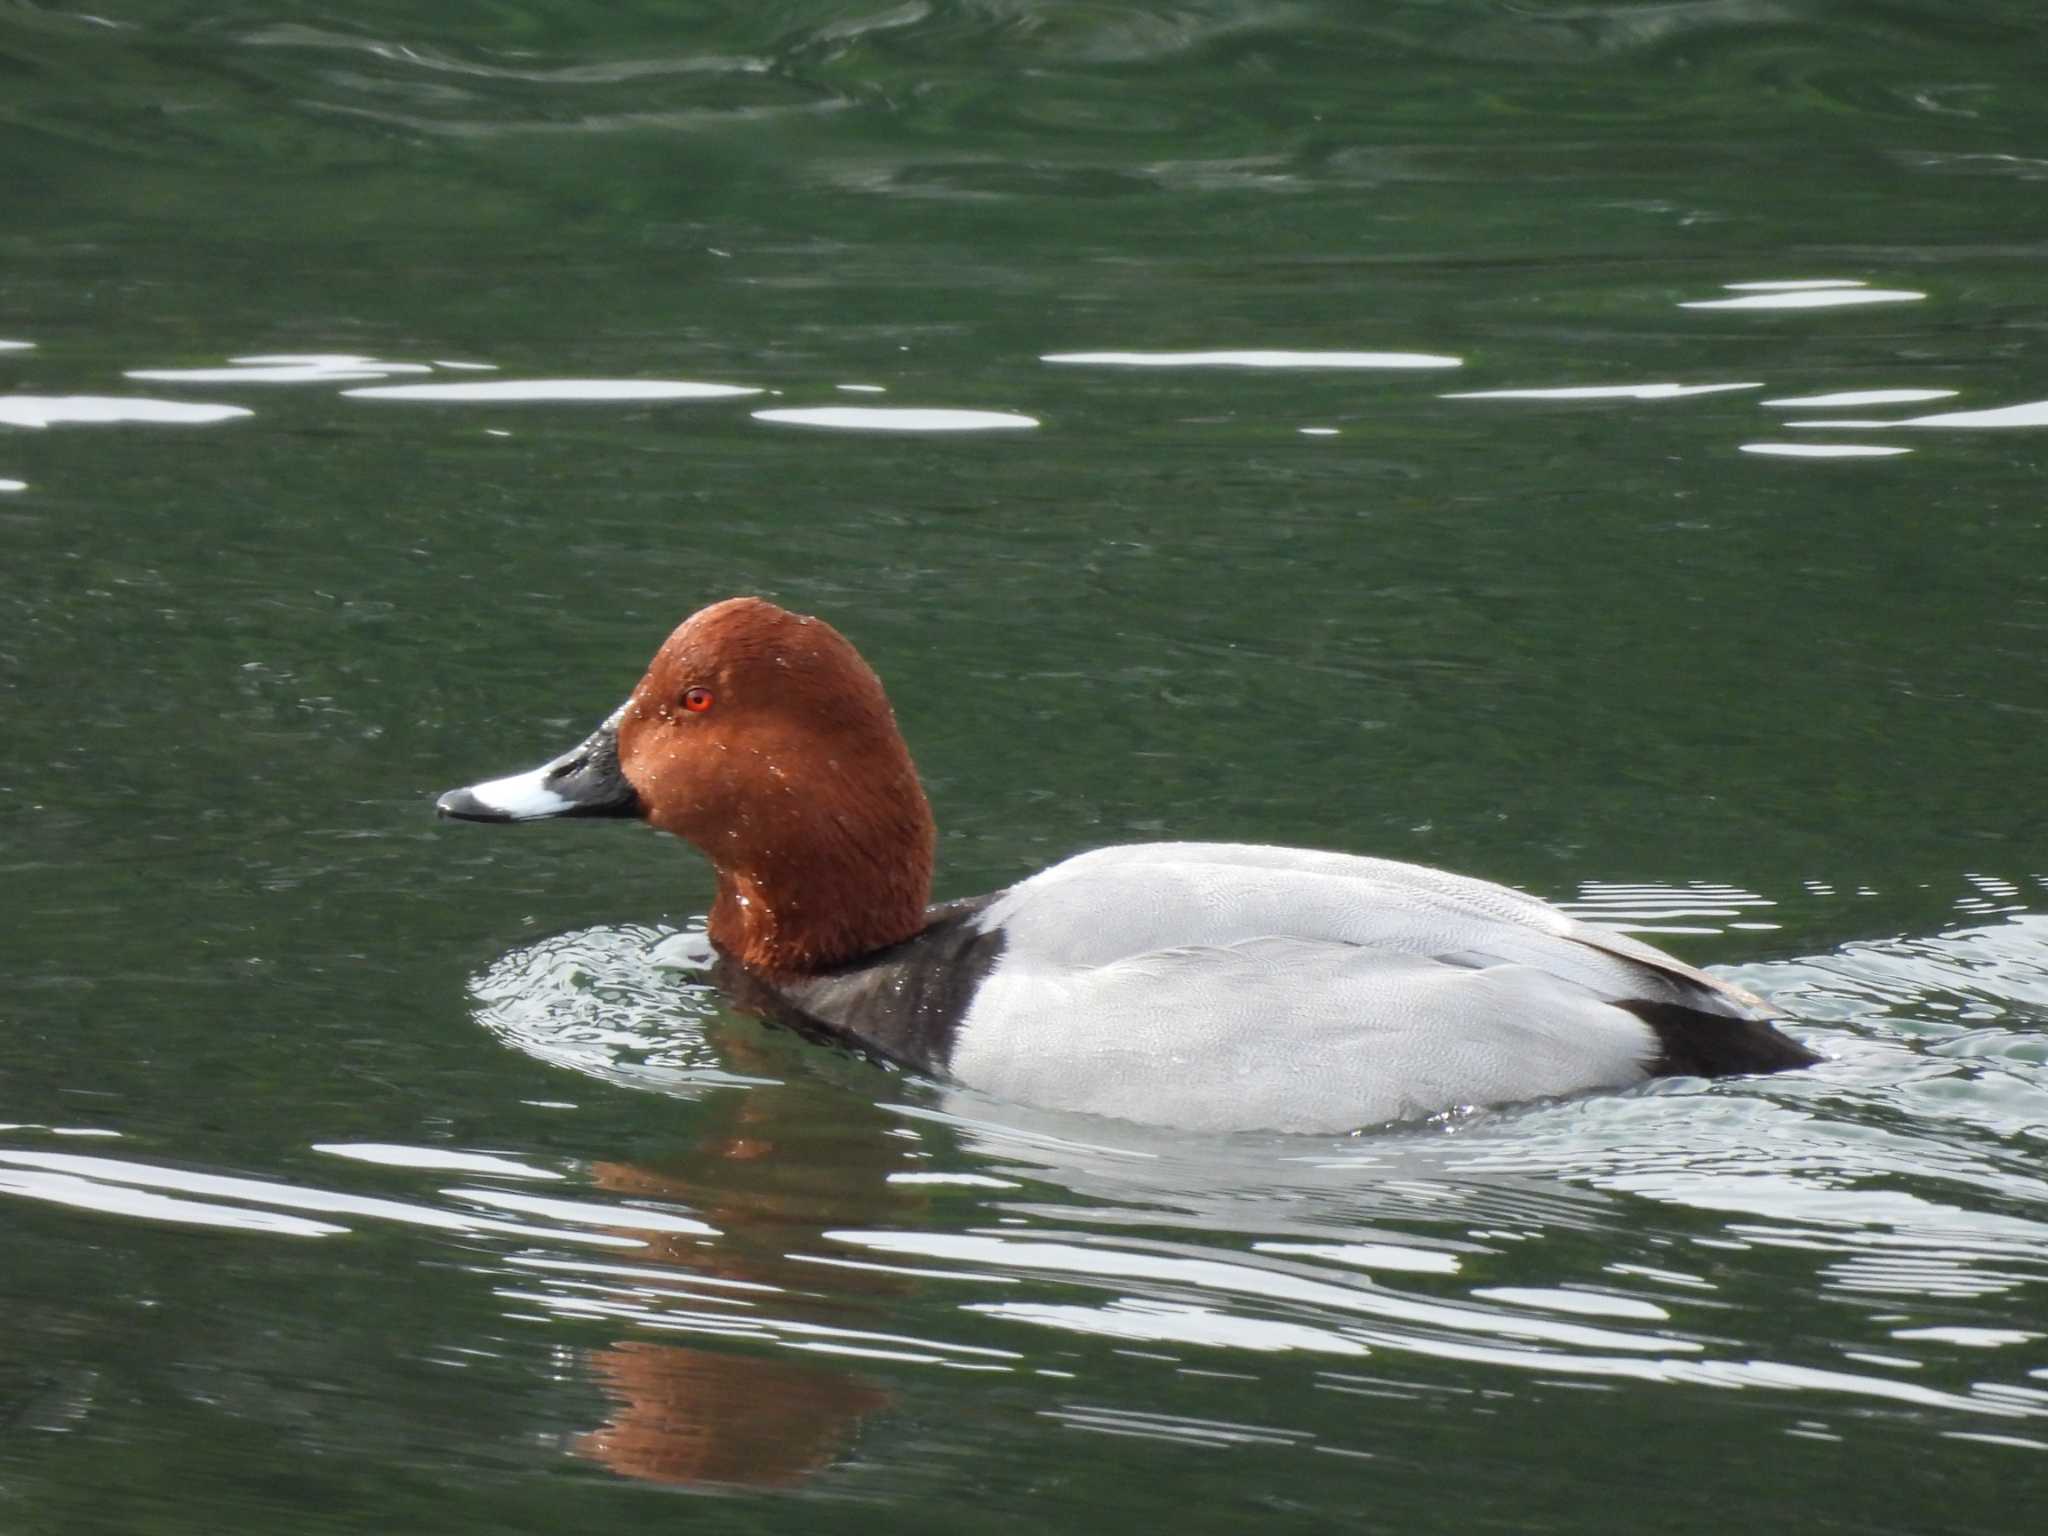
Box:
682, 687, 714, 714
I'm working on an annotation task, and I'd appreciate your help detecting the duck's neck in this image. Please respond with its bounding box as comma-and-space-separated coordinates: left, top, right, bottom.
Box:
705, 797, 936, 977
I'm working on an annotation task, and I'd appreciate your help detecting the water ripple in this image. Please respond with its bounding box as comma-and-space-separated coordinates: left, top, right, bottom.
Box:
0, 1147, 648, 1247
464, 894, 2045, 1428
243, 23, 776, 87
470, 922, 773, 1097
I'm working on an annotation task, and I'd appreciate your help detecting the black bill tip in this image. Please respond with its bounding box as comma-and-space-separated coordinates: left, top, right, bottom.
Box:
435, 786, 516, 822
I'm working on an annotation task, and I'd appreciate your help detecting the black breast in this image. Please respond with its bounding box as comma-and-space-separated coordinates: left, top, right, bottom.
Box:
710, 894, 1007, 1077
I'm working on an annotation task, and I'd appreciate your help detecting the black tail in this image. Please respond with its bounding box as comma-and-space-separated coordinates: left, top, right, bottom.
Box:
1621, 999, 1821, 1079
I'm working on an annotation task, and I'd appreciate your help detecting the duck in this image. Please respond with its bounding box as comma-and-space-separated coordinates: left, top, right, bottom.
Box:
437, 596, 1817, 1134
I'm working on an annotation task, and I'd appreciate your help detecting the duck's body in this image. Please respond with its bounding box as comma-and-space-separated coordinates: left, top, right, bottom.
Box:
439, 598, 1816, 1133
751, 843, 1808, 1133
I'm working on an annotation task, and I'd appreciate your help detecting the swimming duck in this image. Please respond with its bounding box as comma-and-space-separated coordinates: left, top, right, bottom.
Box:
437, 597, 1816, 1133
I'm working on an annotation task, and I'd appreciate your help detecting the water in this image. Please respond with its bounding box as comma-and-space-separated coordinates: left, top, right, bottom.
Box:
5, 1, 2047, 1529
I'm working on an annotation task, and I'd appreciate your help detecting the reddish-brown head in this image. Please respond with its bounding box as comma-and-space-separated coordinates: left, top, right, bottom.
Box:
438, 597, 937, 975
611, 598, 936, 974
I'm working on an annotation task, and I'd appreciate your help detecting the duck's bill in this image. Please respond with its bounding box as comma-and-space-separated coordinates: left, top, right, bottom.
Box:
436, 705, 641, 823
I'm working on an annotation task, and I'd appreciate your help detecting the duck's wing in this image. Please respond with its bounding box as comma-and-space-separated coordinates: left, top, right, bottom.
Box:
947, 936, 1668, 1133
974, 841, 1767, 1020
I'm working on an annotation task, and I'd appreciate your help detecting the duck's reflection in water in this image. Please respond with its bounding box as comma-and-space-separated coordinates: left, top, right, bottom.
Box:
473, 934, 927, 1489
564, 1103, 924, 1489
576, 1342, 887, 1489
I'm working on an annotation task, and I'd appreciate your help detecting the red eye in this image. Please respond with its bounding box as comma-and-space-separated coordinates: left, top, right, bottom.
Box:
682, 687, 714, 713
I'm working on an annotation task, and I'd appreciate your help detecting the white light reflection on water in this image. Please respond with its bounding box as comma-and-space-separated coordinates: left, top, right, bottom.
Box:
505, 1254, 779, 1295
127, 354, 434, 384
1943, 1431, 2048, 1452
0, 1125, 121, 1137
0, 1165, 346, 1237
1448, 1286, 1669, 1320
820, 1227, 2042, 1422
0, 396, 253, 428
0, 477, 24, 492
1893, 1326, 2039, 1347
448, 1187, 719, 1236
1764, 389, 1958, 408
1254, 1241, 1462, 1276
1043, 350, 1461, 369
829, 1231, 1696, 1354
312, 1142, 563, 1179
1009, 1301, 1370, 1356
0, 339, 34, 350
492, 1272, 1025, 1369
1683, 284, 1926, 310
1899, 399, 2048, 430
1739, 443, 1913, 459
0, 1148, 647, 1247
344, 379, 759, 402
1559, 880, 1779, 936
1443, 382, 1760, 401
1038, 1403, 1318, 1449
243, 21, 776, 87
752, 406, 1037, 431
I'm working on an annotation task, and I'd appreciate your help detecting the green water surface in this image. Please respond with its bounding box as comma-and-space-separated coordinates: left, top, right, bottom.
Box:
4, 3, 2048, 1532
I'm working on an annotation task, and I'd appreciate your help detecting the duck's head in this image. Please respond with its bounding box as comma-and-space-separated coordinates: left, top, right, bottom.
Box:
438, 597, 937, 975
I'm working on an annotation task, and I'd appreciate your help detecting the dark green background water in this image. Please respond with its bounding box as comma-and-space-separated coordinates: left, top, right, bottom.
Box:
5, 2, 2047, 1531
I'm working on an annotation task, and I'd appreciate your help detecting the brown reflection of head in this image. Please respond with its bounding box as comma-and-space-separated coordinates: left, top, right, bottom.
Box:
577, 1341, 888, 1489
